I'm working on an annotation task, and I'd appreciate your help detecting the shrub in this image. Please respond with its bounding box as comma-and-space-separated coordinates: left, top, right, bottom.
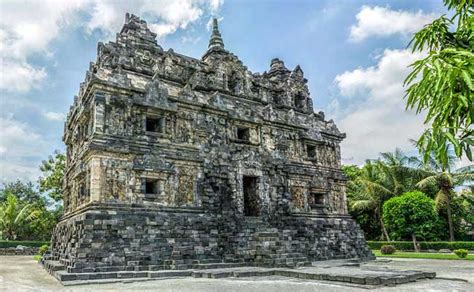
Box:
454, 249, 468, 258
367, 241, 474, 251
0, 240, 49, 248
38, 244, 49, 256
380, 245, 396, 254
383, 191, 440, 243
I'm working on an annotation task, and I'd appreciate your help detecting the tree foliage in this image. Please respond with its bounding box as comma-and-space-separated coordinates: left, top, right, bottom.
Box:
0, 180, 45, 206
344, 149, 430, 241
0, 194, 41, 240
344, 148, 473, 241
38, 151, 65, 202
383, 191, 441, 244
404, 0, 474, 167
417, 165, 474, 241
0, 151, 66, 240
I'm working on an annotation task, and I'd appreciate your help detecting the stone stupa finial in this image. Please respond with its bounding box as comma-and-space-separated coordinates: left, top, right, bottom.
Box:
208, 18, 225, 50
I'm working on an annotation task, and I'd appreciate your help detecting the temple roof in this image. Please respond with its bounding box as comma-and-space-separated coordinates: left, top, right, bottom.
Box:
208, 18, 225, 51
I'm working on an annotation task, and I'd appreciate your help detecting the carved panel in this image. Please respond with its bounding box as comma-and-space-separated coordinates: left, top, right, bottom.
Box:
291, 186, 305, 210
175, 165, 199, 206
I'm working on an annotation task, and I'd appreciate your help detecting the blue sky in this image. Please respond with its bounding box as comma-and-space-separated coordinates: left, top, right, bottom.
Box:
1, 0, 463, 183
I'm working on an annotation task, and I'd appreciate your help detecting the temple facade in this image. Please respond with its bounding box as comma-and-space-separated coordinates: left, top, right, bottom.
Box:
47, 14, 373, 277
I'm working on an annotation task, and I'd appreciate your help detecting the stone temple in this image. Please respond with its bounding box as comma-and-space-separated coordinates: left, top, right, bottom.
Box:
45, 14, 373, 279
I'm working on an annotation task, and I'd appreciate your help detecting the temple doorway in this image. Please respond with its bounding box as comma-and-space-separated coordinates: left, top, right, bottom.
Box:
243, 176, 259, 216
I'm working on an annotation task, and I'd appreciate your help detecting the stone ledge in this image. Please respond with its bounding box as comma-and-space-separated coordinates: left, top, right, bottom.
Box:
45, 261, 436, 287
0, 247, 38, 256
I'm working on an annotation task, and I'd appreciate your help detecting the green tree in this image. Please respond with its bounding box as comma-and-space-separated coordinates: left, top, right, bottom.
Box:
0, 194, 41, 240
26, 205, 63, 241
346, 149, 429, 241
346, 160, 395, 241
416, 165, 474, 241
38, 151, 65, 202
383, 191, 440, 251
378, 149, 428, 195
0, 180, 45, 206
404, 0, 473, 168
458, 188, 474, 238
343, 165, 381, 240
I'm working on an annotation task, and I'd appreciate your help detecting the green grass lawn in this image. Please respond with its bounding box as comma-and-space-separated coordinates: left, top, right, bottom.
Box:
372, 250, 474, 260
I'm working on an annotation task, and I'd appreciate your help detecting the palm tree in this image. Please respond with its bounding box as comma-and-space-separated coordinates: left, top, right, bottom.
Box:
0, 193, 41, 240
349, 149, 431, 241
379, 148, 430, 195
349, 160, 395, 241
417, 165, 474, 241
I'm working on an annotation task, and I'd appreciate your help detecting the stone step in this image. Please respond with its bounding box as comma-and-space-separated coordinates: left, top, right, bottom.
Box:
50, 266, 437, 286
43, 260, 65, 272
191, 259, 223, 264
193, 262, 248, 269
278, 252, 306, 258
148, 270, 193, 278
193, 270, 233, 279
170, 264, 192, 270
223, 257, 245, 263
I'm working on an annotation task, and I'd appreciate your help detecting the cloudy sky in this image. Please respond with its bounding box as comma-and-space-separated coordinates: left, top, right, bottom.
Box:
0, 0, 459, 183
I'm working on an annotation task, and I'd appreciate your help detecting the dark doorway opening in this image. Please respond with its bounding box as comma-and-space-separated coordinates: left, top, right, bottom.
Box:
294, 92, 306, 109
145, 179, 158, 195
146, 116, 164, 133
236, 127, 250, 142
243, 176, 259, 216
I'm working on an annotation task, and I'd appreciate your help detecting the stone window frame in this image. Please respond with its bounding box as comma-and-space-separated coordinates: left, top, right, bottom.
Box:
143, 113, 166, 135
145, 178, 159, 195
145, 116, 165, 133
293, 91, 306, 110
303, 139, 324, 162
231, 122, 259, 145
143, 110, 170, 138
289, 177, 329, 213
236, 126, 250, 142
306, 144, 317, 160
140, 175, 165, 203
307, 190, 325, 210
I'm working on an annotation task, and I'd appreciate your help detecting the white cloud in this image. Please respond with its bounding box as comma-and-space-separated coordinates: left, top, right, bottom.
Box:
85, 0, 223, 38
0, 0, 223, 93
349, 6, 437, 42
0, 59, 47, 92
0, 115, 47, 182
44, 111, 66, 121
181, 35, 202, 44
0, 1, 83, 94
330, 49, 427, 165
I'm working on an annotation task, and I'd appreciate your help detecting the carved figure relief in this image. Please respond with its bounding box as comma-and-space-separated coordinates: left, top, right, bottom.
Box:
291, 186, 305, 210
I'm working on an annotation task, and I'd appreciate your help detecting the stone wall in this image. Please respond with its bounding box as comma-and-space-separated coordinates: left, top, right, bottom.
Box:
0, 246, 39, 255
49, 203, 373, 273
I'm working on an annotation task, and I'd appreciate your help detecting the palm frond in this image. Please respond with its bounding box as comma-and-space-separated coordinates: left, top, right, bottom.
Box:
416, 175, 439, 190
434, 190, 449, 208
350, 199, 374, 211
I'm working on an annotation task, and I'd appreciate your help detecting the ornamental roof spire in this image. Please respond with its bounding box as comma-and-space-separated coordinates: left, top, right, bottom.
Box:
208, 18, 225, 51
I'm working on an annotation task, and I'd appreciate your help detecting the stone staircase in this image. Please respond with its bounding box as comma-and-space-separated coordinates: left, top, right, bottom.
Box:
235, 217, 311, 268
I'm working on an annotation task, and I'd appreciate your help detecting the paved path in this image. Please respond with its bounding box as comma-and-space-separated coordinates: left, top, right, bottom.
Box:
1, 256, 473, 291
